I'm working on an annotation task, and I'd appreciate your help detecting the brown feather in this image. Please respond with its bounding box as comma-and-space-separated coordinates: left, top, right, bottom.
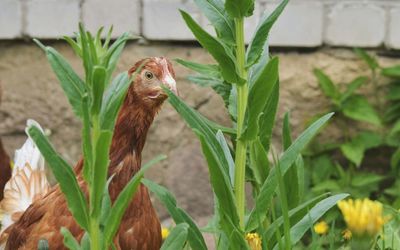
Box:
4, 57, 176, 249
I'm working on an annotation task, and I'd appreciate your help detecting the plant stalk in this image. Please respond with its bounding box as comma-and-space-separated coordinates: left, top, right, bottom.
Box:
90, 218, 101, 250
234, 17, 248, 229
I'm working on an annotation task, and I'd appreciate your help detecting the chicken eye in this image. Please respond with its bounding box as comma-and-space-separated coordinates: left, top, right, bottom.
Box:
145, 71, 154, 80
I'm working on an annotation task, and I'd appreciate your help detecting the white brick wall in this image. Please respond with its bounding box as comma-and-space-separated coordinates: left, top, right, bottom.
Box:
325, 3, 386, 47
387, 7, 400, 49
264, 1, 323, 47
1, 0, 400, 49
26, 0, 80, 38
82, 0, 140, 38
0, 0, 22, 38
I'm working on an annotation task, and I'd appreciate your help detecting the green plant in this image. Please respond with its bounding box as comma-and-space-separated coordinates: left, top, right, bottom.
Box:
305, 48, 400, 208
141, 0, 350, 249
29, 26, 165, 250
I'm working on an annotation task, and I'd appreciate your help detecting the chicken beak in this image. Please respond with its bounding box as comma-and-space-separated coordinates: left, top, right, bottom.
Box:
162, 76, 178, 96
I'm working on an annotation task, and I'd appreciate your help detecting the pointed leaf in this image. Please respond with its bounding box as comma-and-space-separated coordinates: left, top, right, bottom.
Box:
35, 40, 85, 118
354, 48, 379, 71
27, 125, 89, 231
225, 0, 254, 18
242, 57, 279, 140
246, 113, 333, 231
143, 179, 207, 250
193, 0, 235, 43
100, 72, 131, 130
259, 81, 279, 151
246, 0, 288, 66
314, 69, 340, 102
382, 65, 400, 79
61, 228, 81, 250
160, 224, 189, 250
342, 95, 381, 126
180, 10, 243, 84
272, 194, 349, 250
90, 130, 112, 218
103, 155, 165, 245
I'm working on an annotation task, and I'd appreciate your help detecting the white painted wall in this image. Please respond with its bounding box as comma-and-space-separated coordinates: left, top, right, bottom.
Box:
0, 0, 399, 49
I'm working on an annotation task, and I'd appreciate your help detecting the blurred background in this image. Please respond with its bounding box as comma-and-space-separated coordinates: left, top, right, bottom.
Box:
1, 0, 400, 231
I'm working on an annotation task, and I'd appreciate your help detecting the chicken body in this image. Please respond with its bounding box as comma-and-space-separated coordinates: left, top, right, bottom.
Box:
4, 57, 177, 250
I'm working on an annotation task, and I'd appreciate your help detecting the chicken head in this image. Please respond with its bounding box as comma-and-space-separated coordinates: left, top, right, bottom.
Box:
128, 57, 178, 108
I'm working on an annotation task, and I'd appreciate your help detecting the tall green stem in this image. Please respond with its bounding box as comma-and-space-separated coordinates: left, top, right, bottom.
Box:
234, 17, 248, 229
90, 218, 101, 250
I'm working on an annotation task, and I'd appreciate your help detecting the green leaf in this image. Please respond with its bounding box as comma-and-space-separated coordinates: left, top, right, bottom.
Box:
27, 125, 89, 231
377, 215, 400, 250
103, 155, 166, 245
192, 0, 235, 44
387, 82, 400, 100
264, 193, 329, 244
91, 66, 107, 115
340, 131, 382, 166
160, 224, 189, 250
382, 65, 400, 79
63, 36, 82, 58
143, 179, 207, 250
272, 193, 349, 250
175, 59, 221, 78
166, 88, 231, 178
342, 95, 381, 125
246, 113, 333, 231
242, 57, 279, 140
81, 96, 92, 183
282, 112, 301, 208
100, 72, 132, 130
90, 130, 112, 218
354, 48, 379, 71
216, 130, 235, 185
103, 32, 132, 84
246, 0, 288, 67
196, 130, 240, 233
34, 40, 85, 118
180, 10, 243, 84
259, 81, 279, 151
313, 69, 340, 102
61, 227, 81, 250
351, 172, 385, 187
340, 76, 368, 103
391, 148, 400, 170
249, 138, 269, 185
225, 0, 254, 18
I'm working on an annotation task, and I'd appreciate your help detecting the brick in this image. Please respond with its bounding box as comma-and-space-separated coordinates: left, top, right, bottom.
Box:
143, 0, 201, 40
26, 0, 80, 38
386, 7, 400, 49
325, 3, 386, 47
82, 0, 140, 38
263, 1, 323, 47
0, 0, 22, 38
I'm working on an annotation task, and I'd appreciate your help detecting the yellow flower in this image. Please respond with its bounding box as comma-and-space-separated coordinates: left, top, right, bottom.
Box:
342, 229, 352, 240
161, 227, 170, 240
246, 233, 262, 250
314, 221, 329, 235
338, 198, 387, 237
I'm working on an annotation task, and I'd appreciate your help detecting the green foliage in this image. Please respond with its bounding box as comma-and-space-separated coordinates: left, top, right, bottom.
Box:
160, 224, 190, 250
306, 48, 400, 232
31, 26, 164, 250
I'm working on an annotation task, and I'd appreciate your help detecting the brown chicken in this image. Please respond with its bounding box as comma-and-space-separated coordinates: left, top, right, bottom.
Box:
3, 57, 177, 250
0, 86, 11, 201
